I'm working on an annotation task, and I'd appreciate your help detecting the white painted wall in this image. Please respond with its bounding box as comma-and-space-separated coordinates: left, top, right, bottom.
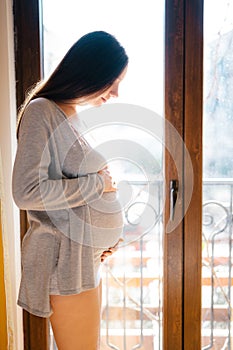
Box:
0, 0, 23, 349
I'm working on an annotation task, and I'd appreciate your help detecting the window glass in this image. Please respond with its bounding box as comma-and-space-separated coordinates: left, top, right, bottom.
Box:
202, 1, 233, 348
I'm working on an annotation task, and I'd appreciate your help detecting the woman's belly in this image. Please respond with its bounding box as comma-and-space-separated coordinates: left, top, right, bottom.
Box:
88, 191, 124, 248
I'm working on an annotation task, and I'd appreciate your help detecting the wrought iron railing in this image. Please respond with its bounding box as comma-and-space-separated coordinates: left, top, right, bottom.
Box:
100, 179, 163, 350
202, 179, 233, 350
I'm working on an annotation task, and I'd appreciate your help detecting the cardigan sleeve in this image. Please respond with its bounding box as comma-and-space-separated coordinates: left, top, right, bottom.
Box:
12, 101, 104, 211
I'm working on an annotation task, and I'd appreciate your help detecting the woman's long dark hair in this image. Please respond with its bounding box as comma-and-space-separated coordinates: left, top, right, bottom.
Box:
17, 31, 128, 137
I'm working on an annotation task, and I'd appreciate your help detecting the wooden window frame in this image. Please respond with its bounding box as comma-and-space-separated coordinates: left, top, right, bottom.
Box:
13, 0, 49, 349
164, 1, 203, 349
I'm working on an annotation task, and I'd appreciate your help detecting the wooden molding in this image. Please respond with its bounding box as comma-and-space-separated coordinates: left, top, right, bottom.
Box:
13, 0, 49, 349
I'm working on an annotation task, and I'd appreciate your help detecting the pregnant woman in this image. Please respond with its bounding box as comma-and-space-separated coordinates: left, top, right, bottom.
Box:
12, 31, 128, 350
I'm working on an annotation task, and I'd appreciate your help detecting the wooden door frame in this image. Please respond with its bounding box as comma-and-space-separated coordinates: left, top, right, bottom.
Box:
164, 0, 185, 348
13, 0, 203, 349
13, 0, 49, 349
183, 1, 203, 349
164, 0, 203, 349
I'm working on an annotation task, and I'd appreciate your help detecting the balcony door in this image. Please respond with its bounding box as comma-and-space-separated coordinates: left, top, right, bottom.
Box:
13, 0, 203, 349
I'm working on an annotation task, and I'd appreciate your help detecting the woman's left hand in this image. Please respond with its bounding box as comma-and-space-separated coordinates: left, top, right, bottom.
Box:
100, 238, 124, 262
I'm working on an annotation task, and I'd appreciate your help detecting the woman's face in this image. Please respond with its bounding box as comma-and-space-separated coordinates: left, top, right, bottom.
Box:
79, 66, 128, 107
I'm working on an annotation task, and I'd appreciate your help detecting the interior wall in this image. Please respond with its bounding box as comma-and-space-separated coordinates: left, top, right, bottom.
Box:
0, 201, 7, 350
0, 0, 23, 349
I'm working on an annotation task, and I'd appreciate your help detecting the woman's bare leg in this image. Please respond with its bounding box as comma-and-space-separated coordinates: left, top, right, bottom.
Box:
50, 284, 102, 350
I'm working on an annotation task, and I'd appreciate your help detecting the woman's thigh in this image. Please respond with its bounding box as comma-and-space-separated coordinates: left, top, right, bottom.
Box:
50, 284, 102, 350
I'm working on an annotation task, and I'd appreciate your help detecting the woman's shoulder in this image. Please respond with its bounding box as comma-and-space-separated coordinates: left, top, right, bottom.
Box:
27, 98, 59, 115
19, 98, 66, 137
24, 98, 66, 124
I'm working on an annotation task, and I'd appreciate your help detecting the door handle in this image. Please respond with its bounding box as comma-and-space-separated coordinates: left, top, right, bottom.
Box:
170, 180, 178, 221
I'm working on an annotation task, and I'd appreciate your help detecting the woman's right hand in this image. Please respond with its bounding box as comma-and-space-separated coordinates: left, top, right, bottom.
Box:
100, 238, 124, 262
98, 167, 117, 193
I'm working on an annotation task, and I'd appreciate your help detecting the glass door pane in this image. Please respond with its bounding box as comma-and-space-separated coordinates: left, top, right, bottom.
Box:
202, 1, 233, 348
42, 1, 165, 349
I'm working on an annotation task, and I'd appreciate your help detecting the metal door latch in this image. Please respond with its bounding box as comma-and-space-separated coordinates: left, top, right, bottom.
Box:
170, 180, 179, 221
